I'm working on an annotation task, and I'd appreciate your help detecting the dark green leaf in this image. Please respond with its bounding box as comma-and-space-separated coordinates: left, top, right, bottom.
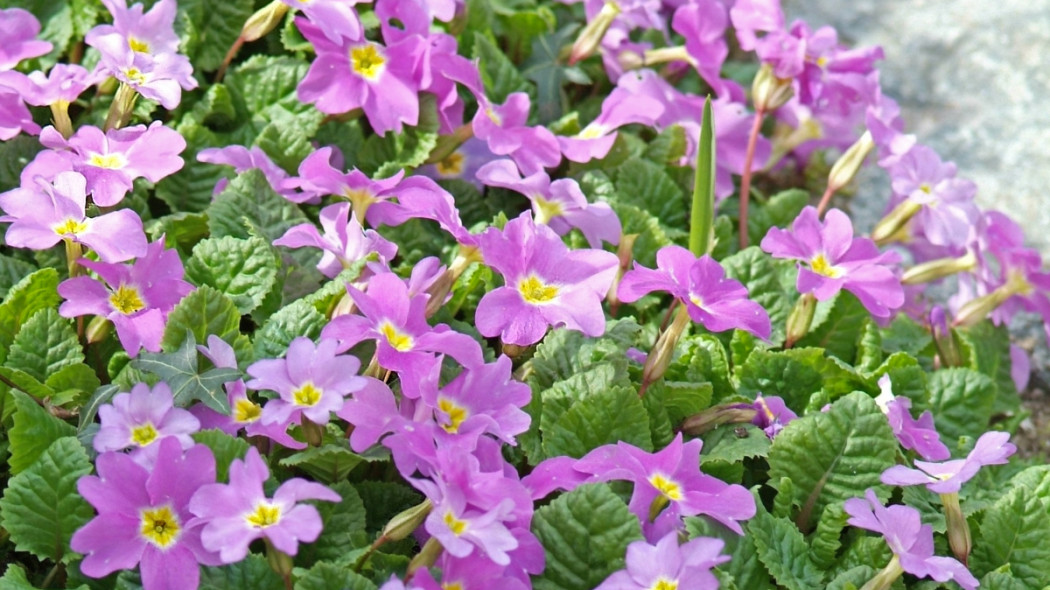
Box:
927, 368, 997, 443
5, 308, 83, 382
7, 390, 75, 475
131, 335, 241, 413
185, 236, 280, 315
0, 268, 61, 364
192, 429, 251, 482
161, 285, 242, 353
971, 485, 1050, 588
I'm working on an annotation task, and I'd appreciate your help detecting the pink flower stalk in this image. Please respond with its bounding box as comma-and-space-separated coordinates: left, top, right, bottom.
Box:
39, 121, 187, 207
71, 438, 222, 590
321, 271, 484, 372
594, 532, 729, 590
881, 431, 1016, 494
246, 336, 366, 427
873, 375, 950, 461
844, 489, 978, 590
296, 17, 419, 135
557, 80, 666, 163
619, 245, 772, 339
474, 213, 619, 346
760, 206, 905, 318
58, 239, 195, 356
197, 145, 301, 201
93, 381, 200, 462
0, 8, 52, 70
274, 202, 397, 279
280, 0, 364, 44
189, 447, 340, 563
476, 159, 622, 248
0, 171, 147, 263
472, 92, 562, 176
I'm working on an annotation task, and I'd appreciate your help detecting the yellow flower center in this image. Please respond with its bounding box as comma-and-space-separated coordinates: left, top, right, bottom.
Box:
689, 294, 705, 309
128, 37, 150, 53
109, 284, 146, 315
577, 124, 605, 139
435, 152, 465, 176
245, 502, 282, 528
533, 196, 564, 224
437, 398, 469, 433
518, 276, 559, 304
53, 218, 88, 236
88, 152, 127, 169
650, 578, 679, 590
442, 583, 464, 590
233, 398, 262, 423
649, 473, 683, 501
810, 254, 842, 278
379, 322, 414, 352
123, 67, 148, 86
485, 108, 502, 126
443, 510, 468, 536
131, 422, 158, 446
140, 506, 181, 548
816, 56, 829, 68
292, 382, 322, 406
351, 45, 386, 80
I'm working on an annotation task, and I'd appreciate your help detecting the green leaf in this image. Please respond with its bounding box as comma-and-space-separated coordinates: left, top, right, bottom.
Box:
254, 105, 325, 173
854, 319, 883, 373
880, 315, 933, 358
192, 429, 251, 482
686, 516, 773, 590
7, 390, 75, 476
185, 236, 280, 315
978, 568, 1032, 590
5, 309, 83, 383
867, 352, 928, 410
280, 444, 366, 483
736, 347, 868, 411
971, 485, 1050, 588
0, 135, 43, 193
531, 483, 645, 590
252, 299, 327, 360
521, 24, 582, 124
721, 247, 798, 346
226, 55, 315, 117
767, 392, 897, 531
155, 120, 232, 213
355, 481, 424, 535
616, 158, 688, 231
797, 291, 870, 362
0, 255, 36, 301
200, 555, 285, 590
748, 502, 825, 590
208, 169, 311, 243
690, 96, 716, 256
927, 368, 997, 443
746, 188, 809, 246
176, 0, 255, 72
700, 423, 771, 465
959, 321, 1022, 417
473, 32, 531, 104
542, 384, 651, 459
294, 562, 377, 590
45, 363, 101, 407
0, 268, 60, 364
3, 563, 88, 589
0, 437, 93, 563
809, 502, 848, 569
132, 336, 241, 413
297, 481, 368, 563
161, 285, 242, 353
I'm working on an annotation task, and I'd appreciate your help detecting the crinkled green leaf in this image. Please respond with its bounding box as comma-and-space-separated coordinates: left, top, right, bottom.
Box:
979, 567, 1031, 590
199, 555, 285, 590
700, 423, 771, 465
474, 32, 531, 104
7, 390, 75, 475
686, 516, 773, 590
825, 565, 878, 590
161, 285, 242, 353
854, 318, 883, 373
0, 436, 93, 563
645, 124, 689, 166
797, 291, 870, 362
531, 483, 645, 590
721, 247, 798, 346
833, 535, 892, 579
253, 299, 327, 360
0, 255, 36, 301
736, 347, 869, 411
254, 104, 325, 173
5, 308, 83, 382
226, 55, 314, 116
355, 480, 424, 535
810, 502, 848, 569
0, 268, 61, 364
45, 362, 101, 407
294, 562, 377, 590
640, 383, 676, 448
959, 321, 1023, 418
78, 383, 119, 433
748, 502, 825, 590
927, 367, 997, 443
2, 563, 87, 589
543, 384, 651, 459
185, 236, 280, 315
615, 158, 688, 230
208, 169, 311, 243
131, 335, 241, 413
280, 444, 366, 483
767, 392, 897, 531
192, 429, 251, 482
497, 5, 555, 62
176, 0, 255, 72
867, 352, 928, 410
746, 189, 809, 246
298, 481, 369, 563
156, 120, 234, 213
880, 314, 933, 358
971, 485, 1050, 588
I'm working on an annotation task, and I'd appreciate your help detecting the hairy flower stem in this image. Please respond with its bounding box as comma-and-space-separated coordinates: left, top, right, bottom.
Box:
860, 555, 904, 590
737, 107, 766, 250
941, 492, 972, 565
103, 83, 138, 131
406, 537, 444, 582
784, 293, 817, 348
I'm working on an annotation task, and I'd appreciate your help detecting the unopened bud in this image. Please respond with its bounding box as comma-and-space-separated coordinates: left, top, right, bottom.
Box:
242, 0, 289, 42
86, 316, 112, 344
50, 100, 73, 139
940, 492, 972, 565
785, 293, 818, 348
679, 404, 757, 436
930, 306, 962, 368
826, 130, 875, 194
406, 537, 444, 578
871, 199, 921, 245
568, 1, 621, 65
617, 49, 644, 71
953, 273, 1028, 328
641, 305, 691, 388
902, 251, 977, 285
641, 46, 693, 68
380, 499, 433, 543
751, 63, 794, 112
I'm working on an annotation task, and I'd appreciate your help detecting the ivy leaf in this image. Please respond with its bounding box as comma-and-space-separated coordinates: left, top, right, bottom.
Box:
199, 555, 285, 590
5, 308, 83, 382
7, 390, 75, 476
0, 437, 94, 564
971, 485, 1050, 588
131, 335, 241, 413
185, 236, 280, 315
161, 285, 242, 353
0, 268, 60, 364
767, 392, 897, 531
926, 368, 997, 443
531, 483, 645, 590
521, 24, 583, 124
473, 32, 532, 104
747, 501, 825, 590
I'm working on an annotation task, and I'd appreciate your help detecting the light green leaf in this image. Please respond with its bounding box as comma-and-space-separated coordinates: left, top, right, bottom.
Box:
0, 436, 93, 563
7, 390, 75, 476
185, 236, 280, 315
959, 321, 1023, 419
294, 562, 377, 590
767, 392, 897, 531
736, 347, 868, 411
616, 158, 688, 230
971, 485, 1050, 588
0, 254, 37, 299
797, 291, 870, 362
854, 319, 883, 373
208, 169, 311, 243
297, 481, 368, 563
531, 483, 645, 590
746, 188, 809, 247
978, 567, 1032, 590
3, 563, 87, 589
0, 268, 60, 364
5, 308, 83, 382
927, 368, 996, 442
721, 247, 798, 346
473, 32, 531, 104
192, 429, 251, 482
44, 362, 101, 407
155, 120, 232, 213
686, 516, 773, 590
810, 502, 848, 569
280, 444, 366, 483
131, 335, 241, 413
252, 299, 327, 360
176, 0, 255, 72
700, 423, 771, 465
161, 285, 242, 353
748, 502, 825, 590
200, 555, 285, 590
542, 384, 651, 459
254, 105, 325, 173
226, 55, 314, 116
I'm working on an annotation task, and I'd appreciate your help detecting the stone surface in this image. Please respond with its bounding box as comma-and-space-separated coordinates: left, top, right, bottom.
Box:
785, 0, 1050, 252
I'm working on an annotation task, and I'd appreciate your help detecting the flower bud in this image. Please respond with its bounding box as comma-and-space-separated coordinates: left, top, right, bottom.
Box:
679, 403, 757, 436
930, 306, 962, 368
242, 0, 289, 42
940, 492, 972, 565
785, 293, 817, 348
641, 46, 693, 68
641, 305, 691, 389
901, 251, 977, 285
568, 1, 621, 65
751, 63, 794, 112
826, 130, 875, 194
380, 499, 433, 543
86, 316, 112, 345
871, 199, 921, 245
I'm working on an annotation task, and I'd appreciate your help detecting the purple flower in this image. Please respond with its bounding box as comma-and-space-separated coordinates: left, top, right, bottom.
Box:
671, 1, 729, 95
557, 80, 665, 164
39, 122, 186, 207
418, 137, 498, 188
0, 86, 39, 140
474, 213, 618, 346
751, 394, 797, 439
274, 201, 397, 279
281, 0, 364, 44
286, 146, 405, 216
197, 145, 300, 201
881, 430, 1016, 494
296, 18, 419, 135
886, 145, 979, 248
874, 374, 950, 461
594, 532, 729, 590
619, 245, 771, 339
761, 206, 905, 318
0, 8, 52, 70
189, 447, 339, 563
476, 159, 622, 248
87, 0, 182, 57
246, 337, 366, 427
0, 171, 147, 263
94, 382, 200, 462
58, 239, 195, 356
844, 489, 978, 590
472, 92, 562, 175
1, 64, 100, 107
71, 438, 221, 590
